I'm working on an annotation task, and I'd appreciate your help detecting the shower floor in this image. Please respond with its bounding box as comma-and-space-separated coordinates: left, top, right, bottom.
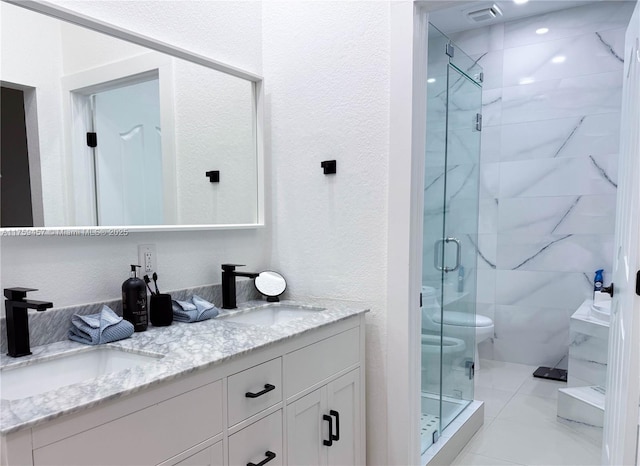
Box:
420, 413, 440, 452
421, 392, 471, 454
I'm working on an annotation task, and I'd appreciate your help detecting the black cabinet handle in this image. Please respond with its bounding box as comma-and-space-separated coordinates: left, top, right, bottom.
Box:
247, 451, 276, 466
245, 384, 276, 398
330, 410, 340, 441
323, 414, 333, 446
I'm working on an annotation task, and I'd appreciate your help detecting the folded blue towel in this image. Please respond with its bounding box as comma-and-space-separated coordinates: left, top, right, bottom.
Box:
172, 295, 219, 323
69, 306, 134, 345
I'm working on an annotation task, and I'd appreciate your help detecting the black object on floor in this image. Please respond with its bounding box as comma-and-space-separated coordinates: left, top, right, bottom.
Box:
533, 366, 567, 382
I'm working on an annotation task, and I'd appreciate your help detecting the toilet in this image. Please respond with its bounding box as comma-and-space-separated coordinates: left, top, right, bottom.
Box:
420, 334, 466, 390
421, 286, 494, 371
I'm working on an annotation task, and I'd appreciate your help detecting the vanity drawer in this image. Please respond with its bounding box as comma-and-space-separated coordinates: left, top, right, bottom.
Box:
285, 326, 360, 398
171, 441, 223, 466
228, 410, 283, 466
33, 380, 223, 466
228, 357, 282, 426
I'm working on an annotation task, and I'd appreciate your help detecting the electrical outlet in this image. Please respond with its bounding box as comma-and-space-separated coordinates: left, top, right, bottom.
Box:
138, 244, 156, 274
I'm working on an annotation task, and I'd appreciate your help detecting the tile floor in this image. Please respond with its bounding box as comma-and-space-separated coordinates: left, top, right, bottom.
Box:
450, 359, 603, 466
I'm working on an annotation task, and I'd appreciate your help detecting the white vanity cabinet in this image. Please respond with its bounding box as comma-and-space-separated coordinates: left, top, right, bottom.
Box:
170, 442, 223, 466
287, 370, 360, 465
0, 314, 365, 466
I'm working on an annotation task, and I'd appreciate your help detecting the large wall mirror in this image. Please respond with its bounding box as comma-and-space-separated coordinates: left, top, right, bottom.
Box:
0, 0, 264, 231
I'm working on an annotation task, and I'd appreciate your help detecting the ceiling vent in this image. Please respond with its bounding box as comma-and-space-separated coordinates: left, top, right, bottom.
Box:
467, 4, 503, 23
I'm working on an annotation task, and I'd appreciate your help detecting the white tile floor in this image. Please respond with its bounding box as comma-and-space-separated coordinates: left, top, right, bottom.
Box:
450, 359, 603, 466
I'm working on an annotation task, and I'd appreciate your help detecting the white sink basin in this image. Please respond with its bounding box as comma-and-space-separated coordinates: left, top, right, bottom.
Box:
0, 347, 163, 400
220, 304, 325, 326
591, 301, 611, 323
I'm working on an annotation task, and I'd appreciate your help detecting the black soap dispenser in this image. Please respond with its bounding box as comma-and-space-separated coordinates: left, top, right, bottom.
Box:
122, 264, 148, 332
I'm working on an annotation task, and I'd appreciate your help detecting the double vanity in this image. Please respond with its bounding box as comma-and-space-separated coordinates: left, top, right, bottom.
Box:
0, 301, 367, 466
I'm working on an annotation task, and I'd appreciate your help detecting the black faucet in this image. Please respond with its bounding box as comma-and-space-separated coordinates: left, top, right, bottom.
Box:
221, 264, 258, 309
4, 288, 53, 357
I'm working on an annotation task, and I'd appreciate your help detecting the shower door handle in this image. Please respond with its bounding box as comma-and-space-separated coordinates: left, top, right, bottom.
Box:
434, 237, 461, 272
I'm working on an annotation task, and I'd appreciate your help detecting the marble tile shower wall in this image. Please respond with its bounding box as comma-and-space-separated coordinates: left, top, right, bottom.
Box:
447, 2, 635, 367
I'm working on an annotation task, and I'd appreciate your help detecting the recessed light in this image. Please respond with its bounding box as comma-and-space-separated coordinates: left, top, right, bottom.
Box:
427, 78, 436, 83
519, 77, 535, 85
536, 27, 549, 35
551, 55, 566, 64
513, 0, 529, 5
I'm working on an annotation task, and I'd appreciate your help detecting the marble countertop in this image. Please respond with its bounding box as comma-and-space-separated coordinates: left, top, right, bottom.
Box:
0, 299, 368, 435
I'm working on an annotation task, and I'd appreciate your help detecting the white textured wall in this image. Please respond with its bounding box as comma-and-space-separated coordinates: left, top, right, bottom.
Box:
2, 1, 395, 461
51, 0, 262, 75
0, 0, 267, 308
60, 21, 147, 75
262, 2, 390, 462
8, 4, 258, 226
174, 61, 257, 225
1, 3, 67, 226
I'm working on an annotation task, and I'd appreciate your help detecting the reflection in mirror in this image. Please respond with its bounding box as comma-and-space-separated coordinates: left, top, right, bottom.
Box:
255, 271, 287, 302
0, 1, 260, 228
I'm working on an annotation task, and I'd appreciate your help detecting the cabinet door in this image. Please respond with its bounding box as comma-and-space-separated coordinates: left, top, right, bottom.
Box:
173, 441, 223, 466
287, 388, 327, 466
327, 370, 360, 466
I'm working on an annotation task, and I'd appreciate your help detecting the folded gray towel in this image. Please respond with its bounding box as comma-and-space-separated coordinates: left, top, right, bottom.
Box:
172, 295, 219, 323
69, 306, 134, 345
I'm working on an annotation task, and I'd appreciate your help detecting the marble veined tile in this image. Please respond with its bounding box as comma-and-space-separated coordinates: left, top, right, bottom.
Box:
499, 155, 618, 198
474, 358, 536, 391
494, 304, 573, 343
465, 417, 601, 465
557, 387, 605, 428
492, 305, 572, 367
476, 234, 497, 269
517, 375, 565, 400
496, 234, 614, 273
446, 199, 481, 234
503, 1, 636, 49
451, 451, 521, 466
498, 195, 618, 236
501, 71, 623, 125
481, 126, 501, 163
477, 269, 496, 304
495, 270, 592, 310
569, 340, 608, 388
500, 113, 621, 162
503, 29, 626, 88
446, 129, 482, 166
472, 50, 503, 91
482, 88, 502, 127
479, 163, 499, 199
448, 23, 505, 56
498, 393, 558, 427
478, 200, 498, 235
427, 93, 448, 129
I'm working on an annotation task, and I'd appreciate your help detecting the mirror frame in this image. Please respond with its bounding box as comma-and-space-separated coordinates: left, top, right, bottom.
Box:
1, 0, 265, 233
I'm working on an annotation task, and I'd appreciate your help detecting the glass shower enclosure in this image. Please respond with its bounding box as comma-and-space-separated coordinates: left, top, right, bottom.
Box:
420, 24, 482, 454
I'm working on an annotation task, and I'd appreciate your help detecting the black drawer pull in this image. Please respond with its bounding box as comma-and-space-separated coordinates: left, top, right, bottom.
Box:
330, 410, 340, 441
323, 414, 333, 446
245, 384, 276, 398
247, 450, 276, 466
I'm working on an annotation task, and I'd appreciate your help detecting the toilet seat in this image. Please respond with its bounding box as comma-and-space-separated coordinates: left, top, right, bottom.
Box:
421, 334, 466, 354
431, 311, 493, 328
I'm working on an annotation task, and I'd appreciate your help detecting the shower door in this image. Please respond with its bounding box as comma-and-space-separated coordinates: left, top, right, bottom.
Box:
421, 24, 482, 454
